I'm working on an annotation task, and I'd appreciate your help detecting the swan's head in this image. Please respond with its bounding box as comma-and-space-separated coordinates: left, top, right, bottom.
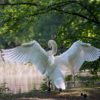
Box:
48, 40, 57, 55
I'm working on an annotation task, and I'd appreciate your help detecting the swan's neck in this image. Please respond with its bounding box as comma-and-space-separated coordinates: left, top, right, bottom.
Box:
48, 40, 57, 55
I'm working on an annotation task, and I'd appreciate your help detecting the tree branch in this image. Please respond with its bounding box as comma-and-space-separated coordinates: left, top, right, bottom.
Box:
28, 1, 100, 24
77, 2, 99, 23
0, 1, 99, 25
54, 8, 100, 24
0, 2, 40, 6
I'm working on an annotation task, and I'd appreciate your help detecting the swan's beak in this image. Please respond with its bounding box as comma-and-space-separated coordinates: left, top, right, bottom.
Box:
46, 48, 51, 51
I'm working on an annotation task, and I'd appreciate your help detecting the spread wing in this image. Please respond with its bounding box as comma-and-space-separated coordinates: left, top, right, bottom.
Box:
1, 40, 49, 74
56, 41, 100, 74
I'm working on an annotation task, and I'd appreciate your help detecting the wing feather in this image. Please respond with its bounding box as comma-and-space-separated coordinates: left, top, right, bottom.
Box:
81, 44, 100, 61
2, 40, 49, 74
50, 67, 65, 90
56, 41, 100, 74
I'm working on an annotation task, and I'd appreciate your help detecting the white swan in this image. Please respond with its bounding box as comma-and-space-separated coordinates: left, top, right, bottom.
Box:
1, 40, 100, 90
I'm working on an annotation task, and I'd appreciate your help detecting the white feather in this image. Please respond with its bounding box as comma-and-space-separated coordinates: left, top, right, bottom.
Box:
1, 40, 100, 90
2, 41, 48, 74
55, 40, 100, 74
50, 66, 65, 90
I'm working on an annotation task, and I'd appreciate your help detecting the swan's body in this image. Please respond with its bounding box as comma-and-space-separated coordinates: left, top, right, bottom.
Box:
1, 40, 100, 90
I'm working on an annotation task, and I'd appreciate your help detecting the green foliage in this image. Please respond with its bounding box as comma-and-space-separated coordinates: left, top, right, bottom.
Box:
40, 78, 48, 91
65, 75, 72, 81
0, 83, 10, 94
78, 75, 100, 87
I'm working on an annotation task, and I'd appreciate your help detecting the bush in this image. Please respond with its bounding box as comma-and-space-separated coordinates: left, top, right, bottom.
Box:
65, 75, 72, 81
40, 78, 48, 91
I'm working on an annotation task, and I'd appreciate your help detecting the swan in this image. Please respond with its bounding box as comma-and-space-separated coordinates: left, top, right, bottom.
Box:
1, 40, 100, 90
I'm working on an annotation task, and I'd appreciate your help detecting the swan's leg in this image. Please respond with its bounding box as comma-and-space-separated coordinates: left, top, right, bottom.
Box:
47, 80, 51, 92
59, 88, 62, 92
72, 74, 75, 87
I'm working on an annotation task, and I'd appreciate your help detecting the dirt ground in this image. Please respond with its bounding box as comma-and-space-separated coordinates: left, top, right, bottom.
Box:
18, 87, 100, 100
0, 87, 100, 100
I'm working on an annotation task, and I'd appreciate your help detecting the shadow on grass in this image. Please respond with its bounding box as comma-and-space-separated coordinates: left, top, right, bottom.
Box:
0, 87, 100, 100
